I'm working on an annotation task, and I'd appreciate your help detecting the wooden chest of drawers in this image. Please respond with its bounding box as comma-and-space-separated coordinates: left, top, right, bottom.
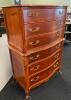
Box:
3, 5, 67, 100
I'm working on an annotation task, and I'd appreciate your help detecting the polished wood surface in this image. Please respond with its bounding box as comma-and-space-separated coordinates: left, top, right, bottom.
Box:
3, 5, 67, 98
29, 61, 60, 86
25, 22, 64, 36
26, 29, 64, 50
27, 41, 63, 64
28, 50, 61, 75
3, 7, 25, 53
23, 7, 66, 23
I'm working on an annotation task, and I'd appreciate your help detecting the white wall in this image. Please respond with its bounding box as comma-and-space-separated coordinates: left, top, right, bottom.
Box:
66, 0, 71, 12
21, 0, 67, 5
0, 0, 13, 92
0, 0, 14, 7
0, 0, 67, 7
0, 34, 12, 91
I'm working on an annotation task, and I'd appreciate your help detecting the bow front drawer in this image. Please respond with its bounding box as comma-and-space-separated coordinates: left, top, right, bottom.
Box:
27, 41, 63, 64
28, 50, 61, 75
23, 8, 66, 23
25, 21, 64, 37
29, 61, 60, 87
26, 29, 64, 50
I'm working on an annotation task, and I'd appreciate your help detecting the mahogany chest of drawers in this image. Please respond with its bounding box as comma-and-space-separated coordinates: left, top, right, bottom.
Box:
3, 5, 67, 100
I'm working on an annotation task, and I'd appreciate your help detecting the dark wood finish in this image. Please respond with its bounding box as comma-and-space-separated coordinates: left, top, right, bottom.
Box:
3, 5, 67, 99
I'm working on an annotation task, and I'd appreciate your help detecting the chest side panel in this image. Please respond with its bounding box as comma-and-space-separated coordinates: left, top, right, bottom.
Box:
3, 7, 25, 52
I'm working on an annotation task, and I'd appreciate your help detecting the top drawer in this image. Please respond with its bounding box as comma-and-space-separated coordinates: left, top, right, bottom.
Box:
23, 8, 66, 23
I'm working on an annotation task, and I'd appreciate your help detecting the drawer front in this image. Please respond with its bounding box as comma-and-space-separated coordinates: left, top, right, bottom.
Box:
29, 60, 60, 86
29, 50, 61, 75
25, 21, 64, 37
26, 29, 64, 50
28, 41, 63, 64
23, 8, 66, 23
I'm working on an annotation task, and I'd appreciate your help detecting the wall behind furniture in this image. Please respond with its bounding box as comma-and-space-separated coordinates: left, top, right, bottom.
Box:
0, 0, 67, 7
0, 0, 14, 7
0, 0, 13, 91
21, 0, 67, 5
66, 0, 71, 12
0, 35, 12, 91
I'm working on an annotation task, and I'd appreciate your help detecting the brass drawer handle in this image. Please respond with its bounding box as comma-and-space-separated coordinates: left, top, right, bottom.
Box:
54, 62, 59, 68
53, 64, 57, 68
29, 54, 40, 61
56, 32, 60, 37
56, 62, 59, 65
54, 53, 60, 58
29, 40, 40, 46
28, 12, 33, 17
31, 76, 40, 82
28, 12, 39, 17
30, 65, 40, 71
56, 44, 61, 49
28, 27, 40, 33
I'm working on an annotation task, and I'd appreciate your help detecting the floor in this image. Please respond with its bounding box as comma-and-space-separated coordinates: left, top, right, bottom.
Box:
1, 43, 71, 100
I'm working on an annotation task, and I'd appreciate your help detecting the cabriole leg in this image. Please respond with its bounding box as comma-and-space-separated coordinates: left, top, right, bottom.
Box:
25, 90, 31, 100
59, 70, 62, 75
57, 68, 62, 75
11, 77, 17, 85
25, 95, 31, 100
